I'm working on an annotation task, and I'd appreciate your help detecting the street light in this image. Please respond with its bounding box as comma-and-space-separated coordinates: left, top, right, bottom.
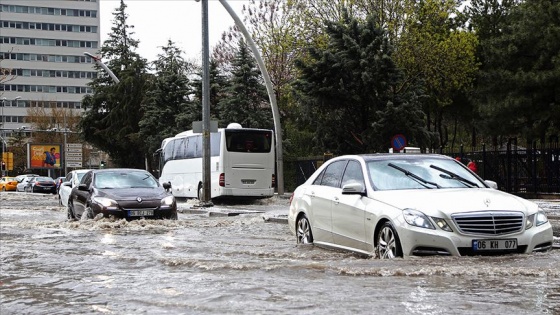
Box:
83, 52, 120, 84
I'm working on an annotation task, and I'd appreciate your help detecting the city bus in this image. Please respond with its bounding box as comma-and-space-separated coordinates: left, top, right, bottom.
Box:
157, 123, 275, 200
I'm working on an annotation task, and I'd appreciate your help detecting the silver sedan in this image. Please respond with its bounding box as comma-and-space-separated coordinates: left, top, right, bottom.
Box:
288, 154, 553, 258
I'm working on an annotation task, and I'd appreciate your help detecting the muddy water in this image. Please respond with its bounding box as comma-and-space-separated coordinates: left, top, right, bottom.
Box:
1, 193, 559, 314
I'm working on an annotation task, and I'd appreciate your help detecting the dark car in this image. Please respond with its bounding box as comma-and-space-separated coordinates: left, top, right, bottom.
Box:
26, 176, 57, 194
67, 168, 177, 220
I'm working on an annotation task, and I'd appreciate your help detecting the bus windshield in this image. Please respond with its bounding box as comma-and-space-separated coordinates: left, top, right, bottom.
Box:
226, 130, 272, 153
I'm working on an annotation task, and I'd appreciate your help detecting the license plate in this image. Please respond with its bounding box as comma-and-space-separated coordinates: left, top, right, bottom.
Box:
128, 210, 154, 217
472, 239, 517, 251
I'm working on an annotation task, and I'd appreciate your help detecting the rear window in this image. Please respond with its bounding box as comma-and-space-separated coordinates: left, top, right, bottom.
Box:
226, 130, 272, 153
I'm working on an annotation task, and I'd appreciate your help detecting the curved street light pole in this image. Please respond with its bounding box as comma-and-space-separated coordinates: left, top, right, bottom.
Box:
218, 0, 285, 195
83, 52, 120, 84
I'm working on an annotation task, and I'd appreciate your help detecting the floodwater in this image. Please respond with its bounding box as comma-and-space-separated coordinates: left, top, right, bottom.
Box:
1, 193, 559, 314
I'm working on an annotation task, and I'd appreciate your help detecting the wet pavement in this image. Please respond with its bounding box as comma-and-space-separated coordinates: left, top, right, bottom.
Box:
1, 192, 559, 314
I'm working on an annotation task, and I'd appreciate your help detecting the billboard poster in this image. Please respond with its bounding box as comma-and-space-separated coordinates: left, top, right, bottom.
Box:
28, 144, 62, 169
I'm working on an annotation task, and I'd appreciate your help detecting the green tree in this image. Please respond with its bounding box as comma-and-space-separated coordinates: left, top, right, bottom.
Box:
191, 59, 229, 126
79, 0, 149, 168
217, 40, 272, 129
294, 12, 431, 154
468, 0, 560, 143
394, 0, 478, 148
139, 40, 194, 172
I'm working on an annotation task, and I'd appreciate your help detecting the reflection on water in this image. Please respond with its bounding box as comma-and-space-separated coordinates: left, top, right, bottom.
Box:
1, 197, 559, 314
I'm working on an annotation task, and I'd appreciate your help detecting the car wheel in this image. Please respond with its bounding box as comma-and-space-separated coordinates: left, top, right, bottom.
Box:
1, 187, 5, 192
67, 202, 76, 220
376, 222, 403, 259
168, 212, 178, 220
296, 214, 313, 244
80, 206, 94, 221
25, 186, 30, 193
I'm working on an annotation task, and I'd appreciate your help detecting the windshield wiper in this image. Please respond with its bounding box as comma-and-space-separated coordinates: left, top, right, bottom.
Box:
429, 165, 479, 188
388, 163, 441, 189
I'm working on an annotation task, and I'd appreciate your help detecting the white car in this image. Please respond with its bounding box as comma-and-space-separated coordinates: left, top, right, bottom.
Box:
288, 154, 553, 259
58, 169, 91, 207
15, 174, 39, 192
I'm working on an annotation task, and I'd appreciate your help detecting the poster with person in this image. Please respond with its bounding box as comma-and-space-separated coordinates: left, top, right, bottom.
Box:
28, 144, 62, 169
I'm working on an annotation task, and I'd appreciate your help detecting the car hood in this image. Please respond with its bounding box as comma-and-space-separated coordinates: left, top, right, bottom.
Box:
97, 188, 167, 201
372, 188, 537, 215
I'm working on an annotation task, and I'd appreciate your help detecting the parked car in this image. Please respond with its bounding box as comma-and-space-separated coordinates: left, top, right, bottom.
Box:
15, 174, 39, 192
58, 169, 91, 207
0, 177, 18, 191
288, 154, 553, 259
67, 168, 177, 220
26, 176, 57, 194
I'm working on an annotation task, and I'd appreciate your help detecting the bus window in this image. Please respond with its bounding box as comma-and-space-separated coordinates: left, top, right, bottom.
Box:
226, 130, 272, 153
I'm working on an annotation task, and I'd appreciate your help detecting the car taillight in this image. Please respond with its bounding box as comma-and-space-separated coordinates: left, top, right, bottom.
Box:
271, 174, 276, 188
219, 173, 225, 187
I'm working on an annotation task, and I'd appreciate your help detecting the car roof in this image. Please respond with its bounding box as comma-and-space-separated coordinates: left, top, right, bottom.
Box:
332, 153, 453, 162
73, 169, 92, 173
89, 168, 151, 174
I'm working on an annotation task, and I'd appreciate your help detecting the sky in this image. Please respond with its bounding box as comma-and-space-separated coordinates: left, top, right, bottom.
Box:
99, 0, 251, 62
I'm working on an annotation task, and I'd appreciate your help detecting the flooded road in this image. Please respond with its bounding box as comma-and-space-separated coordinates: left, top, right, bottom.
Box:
1, 192, 559, 314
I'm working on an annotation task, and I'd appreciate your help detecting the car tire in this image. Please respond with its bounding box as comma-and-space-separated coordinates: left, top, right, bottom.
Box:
67, 202, 76, 220
168, 212, 178, 220
80, 206, 94, 221
296, 214, 313, 244
376, 221, 403, 259
1, 187, 5, 192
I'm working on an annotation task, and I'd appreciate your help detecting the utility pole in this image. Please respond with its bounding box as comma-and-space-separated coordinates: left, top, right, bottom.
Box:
200, 0, 213, 206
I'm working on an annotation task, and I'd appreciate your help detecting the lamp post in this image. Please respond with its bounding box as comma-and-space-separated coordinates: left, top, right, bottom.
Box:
83, 52, 120, 84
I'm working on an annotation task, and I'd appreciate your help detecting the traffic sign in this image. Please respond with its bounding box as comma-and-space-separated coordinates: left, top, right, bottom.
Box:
391, 134, 407, 151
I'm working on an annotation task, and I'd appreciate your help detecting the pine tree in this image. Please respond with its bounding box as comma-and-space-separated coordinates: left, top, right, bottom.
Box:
79, 0, 149, 168
191, 59, 228, 126
294, 11, 431, 154
139, 40, 194, 170
217, 40, 272, 129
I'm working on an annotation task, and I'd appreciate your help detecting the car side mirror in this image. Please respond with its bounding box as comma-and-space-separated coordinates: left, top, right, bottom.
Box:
63, 182, 72, 187
485, 180, 498, 189
78, 183, 90, 192
341, 182, 366, 196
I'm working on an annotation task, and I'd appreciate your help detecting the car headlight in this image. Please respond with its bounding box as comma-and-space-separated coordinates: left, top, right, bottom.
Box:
92, 196, 118, 209
161, 195, 175, 206
526, 209, 548, 229
403, 209, 435, 229
431, 217, 453, 232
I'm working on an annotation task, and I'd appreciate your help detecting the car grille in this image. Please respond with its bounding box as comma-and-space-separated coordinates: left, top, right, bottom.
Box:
452, 211, 524, 235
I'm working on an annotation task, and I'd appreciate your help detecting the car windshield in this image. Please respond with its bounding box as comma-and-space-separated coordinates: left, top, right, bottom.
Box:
94, 171, 158, 189
367, 157, 484, 190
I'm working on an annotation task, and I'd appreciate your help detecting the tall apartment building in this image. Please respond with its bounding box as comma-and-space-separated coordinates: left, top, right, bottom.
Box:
0, 0, 100, 136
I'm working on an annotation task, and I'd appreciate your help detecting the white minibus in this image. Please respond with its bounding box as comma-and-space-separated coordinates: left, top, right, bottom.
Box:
157, 123, 275, 199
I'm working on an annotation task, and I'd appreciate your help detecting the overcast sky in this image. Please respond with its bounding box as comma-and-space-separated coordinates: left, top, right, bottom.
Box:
99, 0, 250, 62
